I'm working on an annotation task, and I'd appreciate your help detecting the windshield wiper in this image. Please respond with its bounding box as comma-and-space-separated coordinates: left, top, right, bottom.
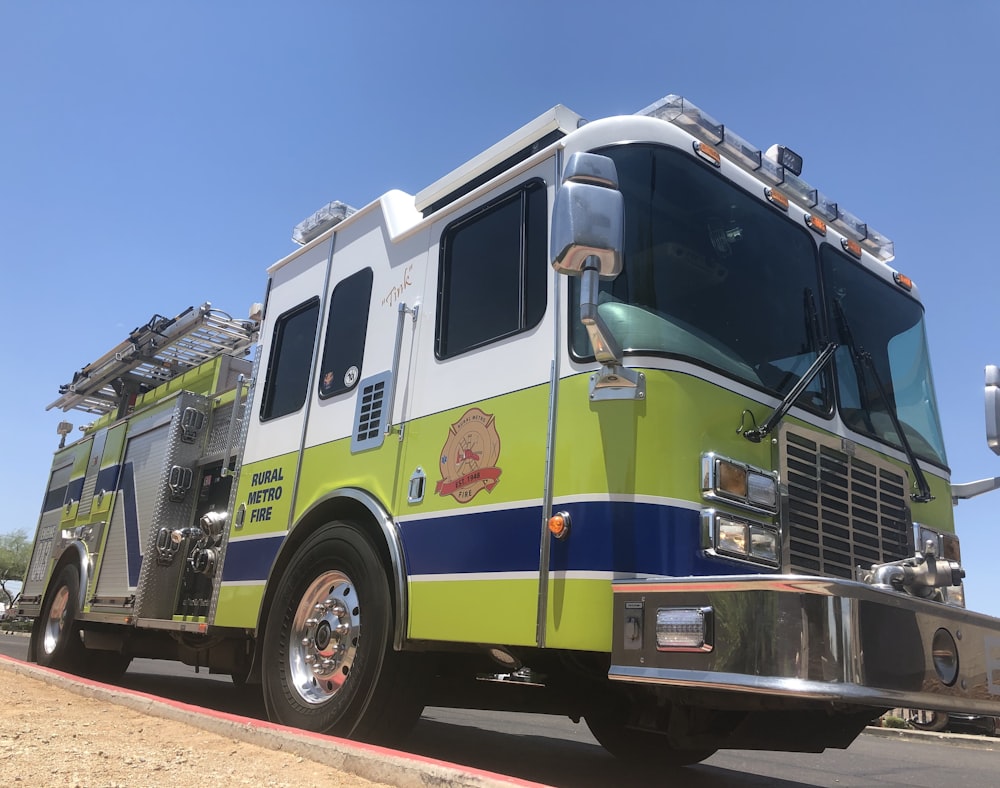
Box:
742, 341, 838, 443
832, 300, 934, 503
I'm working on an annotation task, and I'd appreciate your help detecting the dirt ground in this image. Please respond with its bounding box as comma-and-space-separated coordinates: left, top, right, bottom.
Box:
0, 659, 392, 787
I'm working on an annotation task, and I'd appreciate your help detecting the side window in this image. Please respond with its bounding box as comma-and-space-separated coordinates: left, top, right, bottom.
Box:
436, 179, 547, 359
260, 297, 320, 421
318, 268, 373, 398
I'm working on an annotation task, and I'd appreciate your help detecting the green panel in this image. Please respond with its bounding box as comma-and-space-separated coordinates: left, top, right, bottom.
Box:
232, 453, 300, 534
295, 438, 401, 520
552, 370, 775, 502
214, 583, 265, 628
545, 577, 613, 651
133, 356, 223, 410
552, 368, 953, 528
408, 578, 538, 645
91, 422, 128, 518
61, 437, 95, 524
911, 472, 954, 532
398, 385, 551, 517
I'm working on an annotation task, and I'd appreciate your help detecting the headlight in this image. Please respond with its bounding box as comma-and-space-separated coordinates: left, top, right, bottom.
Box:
702, 454, 778, 514
750, 525, 779, 563
702, 510, 780, 567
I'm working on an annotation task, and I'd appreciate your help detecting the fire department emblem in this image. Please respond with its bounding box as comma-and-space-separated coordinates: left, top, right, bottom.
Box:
435, 407, 502, 503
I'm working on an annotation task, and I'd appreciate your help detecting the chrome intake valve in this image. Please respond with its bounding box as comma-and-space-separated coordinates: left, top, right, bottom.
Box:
861, 543, 965, 599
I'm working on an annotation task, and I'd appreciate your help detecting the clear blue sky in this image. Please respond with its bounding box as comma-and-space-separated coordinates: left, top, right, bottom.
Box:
3, 2, 999, 616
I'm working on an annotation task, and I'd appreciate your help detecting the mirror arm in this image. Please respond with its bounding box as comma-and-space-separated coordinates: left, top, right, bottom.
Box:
580, 260, 622, 365
952, 476, 1000, 503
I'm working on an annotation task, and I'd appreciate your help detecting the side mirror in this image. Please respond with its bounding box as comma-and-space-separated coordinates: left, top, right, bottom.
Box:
987, 365, 1000, 456
551, 152, 626, 366
551, 152, 624, 278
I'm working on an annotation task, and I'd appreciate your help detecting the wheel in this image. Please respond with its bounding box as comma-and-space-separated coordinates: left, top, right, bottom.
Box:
33, 564, 86, 672
261, 523, 424, 744
906, 709, 948, 732
586, 708, 717, 767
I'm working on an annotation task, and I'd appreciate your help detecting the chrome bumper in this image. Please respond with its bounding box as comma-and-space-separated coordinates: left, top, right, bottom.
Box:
610, 575, 1000, 715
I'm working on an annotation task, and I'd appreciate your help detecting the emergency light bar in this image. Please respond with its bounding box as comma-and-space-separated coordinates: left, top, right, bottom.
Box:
638, 95, 895, 262
292, 200, 357, 246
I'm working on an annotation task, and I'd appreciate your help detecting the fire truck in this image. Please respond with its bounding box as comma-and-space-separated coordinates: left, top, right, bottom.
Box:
20, 94, 1000, 764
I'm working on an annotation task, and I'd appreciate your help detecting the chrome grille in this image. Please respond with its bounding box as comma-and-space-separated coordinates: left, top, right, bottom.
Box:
781, 428, 912, 579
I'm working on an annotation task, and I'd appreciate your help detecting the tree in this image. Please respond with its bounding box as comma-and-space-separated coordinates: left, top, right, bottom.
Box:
0, 530, 31, 607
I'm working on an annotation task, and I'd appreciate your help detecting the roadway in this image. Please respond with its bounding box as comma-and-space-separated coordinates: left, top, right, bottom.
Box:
1, 633, 996, 787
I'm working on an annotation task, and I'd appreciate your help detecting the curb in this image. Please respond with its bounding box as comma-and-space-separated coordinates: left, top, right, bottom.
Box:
863, 724, 999, 750
1, 655, 548, 788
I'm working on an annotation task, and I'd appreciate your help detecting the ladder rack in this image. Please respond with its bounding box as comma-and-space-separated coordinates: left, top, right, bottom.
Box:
48, 303, 258, 416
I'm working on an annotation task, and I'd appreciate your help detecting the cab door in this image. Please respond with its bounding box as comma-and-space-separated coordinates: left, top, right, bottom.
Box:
396, 159, 558, 647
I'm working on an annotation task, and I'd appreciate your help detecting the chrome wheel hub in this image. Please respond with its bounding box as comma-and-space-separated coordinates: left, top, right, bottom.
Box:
289, 570, 360, 705
43, 585, 71, 656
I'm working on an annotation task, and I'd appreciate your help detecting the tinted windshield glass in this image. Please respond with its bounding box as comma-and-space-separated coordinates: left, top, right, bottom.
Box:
822, 246, 947, 466
570, 144, 829, 410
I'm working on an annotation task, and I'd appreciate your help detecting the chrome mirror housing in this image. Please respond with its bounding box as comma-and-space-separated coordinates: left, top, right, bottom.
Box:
987, 365, 1000, 456
551, 152, 624, 278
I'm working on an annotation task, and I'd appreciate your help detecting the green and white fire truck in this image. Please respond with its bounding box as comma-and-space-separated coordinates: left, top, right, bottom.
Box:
19, 94, 1000, 765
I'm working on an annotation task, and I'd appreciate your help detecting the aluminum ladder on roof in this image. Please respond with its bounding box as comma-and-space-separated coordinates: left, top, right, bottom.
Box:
47, 302, 257, 416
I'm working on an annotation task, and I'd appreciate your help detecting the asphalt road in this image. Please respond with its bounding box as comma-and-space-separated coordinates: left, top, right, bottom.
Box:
1, 633, 996, 787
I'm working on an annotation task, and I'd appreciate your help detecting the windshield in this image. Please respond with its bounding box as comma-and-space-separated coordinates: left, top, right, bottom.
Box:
569, 143, 948, 467
822, 246, 947, 466
571, 144, 830, 412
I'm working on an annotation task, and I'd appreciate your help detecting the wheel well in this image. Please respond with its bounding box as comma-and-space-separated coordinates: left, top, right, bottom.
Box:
248, 490, 405, 680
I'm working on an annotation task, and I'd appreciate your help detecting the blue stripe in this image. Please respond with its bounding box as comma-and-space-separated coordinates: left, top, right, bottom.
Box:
401, 500, 762, 578
66, 477, 85, 503
221, 536, 283, 582
215, 501, 764, 584
118, 463, 144, 587
400, 505, 541, 575
96, 463, 121, 494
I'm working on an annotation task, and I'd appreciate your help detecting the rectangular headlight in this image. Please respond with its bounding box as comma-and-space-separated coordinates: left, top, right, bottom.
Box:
703, 510, 781, 568
750, 525, 779, 564
747, 471, 777, 509
702, 454, 778, 514
717, 516, 749, 556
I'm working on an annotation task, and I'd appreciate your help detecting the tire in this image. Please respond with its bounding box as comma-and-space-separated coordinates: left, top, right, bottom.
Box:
906, 709, 948, 732
33, 564, 86, 672
586, 708, 717, 767
261, 523, 424, 745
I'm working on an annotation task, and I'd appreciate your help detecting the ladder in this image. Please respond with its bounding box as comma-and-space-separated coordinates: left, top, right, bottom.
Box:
48, 303, 258, 416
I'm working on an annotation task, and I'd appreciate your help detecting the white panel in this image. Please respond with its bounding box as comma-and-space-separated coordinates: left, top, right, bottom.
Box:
243, 238, 332, 465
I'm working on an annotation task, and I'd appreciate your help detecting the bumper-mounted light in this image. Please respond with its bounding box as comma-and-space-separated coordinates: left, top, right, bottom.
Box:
656, 607, 713, 652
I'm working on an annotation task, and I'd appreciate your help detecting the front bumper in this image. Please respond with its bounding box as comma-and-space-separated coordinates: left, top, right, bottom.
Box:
611, 575, 1000, 715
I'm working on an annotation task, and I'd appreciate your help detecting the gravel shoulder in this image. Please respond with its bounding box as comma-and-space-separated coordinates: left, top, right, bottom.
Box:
1, 658, 395, 787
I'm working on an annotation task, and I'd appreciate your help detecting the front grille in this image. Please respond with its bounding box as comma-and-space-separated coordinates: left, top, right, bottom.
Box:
781, 429, 912, 579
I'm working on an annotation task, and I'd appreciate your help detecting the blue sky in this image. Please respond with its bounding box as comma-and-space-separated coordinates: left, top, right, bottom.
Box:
2, 2, 1000, 616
